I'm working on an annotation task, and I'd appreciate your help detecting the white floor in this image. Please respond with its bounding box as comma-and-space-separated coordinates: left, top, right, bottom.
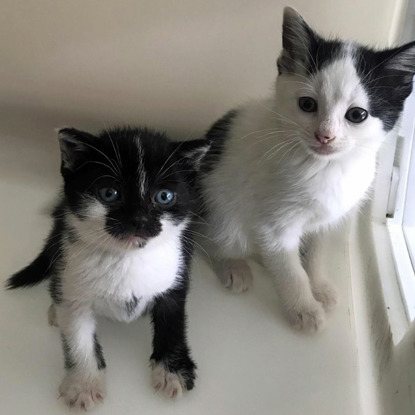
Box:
0, 112, 361, 414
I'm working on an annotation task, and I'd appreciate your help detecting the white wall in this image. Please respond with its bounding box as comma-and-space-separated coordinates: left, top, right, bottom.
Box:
0, 0, 407, 138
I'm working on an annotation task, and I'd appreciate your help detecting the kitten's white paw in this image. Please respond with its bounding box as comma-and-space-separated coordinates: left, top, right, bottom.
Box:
151, 363, 184, 399
287, 299, 326, 333
312, 280, 338, 312
48, 304, 58, 327
59, 371, 106, 411
219, 259, 253, 293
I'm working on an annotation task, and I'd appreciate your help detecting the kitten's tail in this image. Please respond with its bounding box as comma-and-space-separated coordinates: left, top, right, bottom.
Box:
5, 250, 54, 289
5, 222, 62, 290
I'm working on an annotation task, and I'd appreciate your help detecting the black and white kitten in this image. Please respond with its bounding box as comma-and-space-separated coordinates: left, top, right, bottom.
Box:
6, 127, 209, 410
198, 7, 415, 332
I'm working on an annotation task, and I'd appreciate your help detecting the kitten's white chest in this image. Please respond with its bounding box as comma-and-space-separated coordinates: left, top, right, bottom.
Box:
63, 222, 185, 322
92, 246, 181, 321
302, 155, 375, 228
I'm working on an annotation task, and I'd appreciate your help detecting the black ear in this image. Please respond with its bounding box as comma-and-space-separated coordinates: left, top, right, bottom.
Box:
178, 138, 210, 171
277, 7, 319, 75
378, 41, 415, 89
382, 41, 415, 72
57, 127, 95, 173
356, 41, 415, 131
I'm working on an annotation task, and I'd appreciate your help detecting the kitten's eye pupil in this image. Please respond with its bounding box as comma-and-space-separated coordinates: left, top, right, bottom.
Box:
299, 97, 318, 113
154, 189, 175, 206
345, 107, 368, 123
98, 187, 119, 203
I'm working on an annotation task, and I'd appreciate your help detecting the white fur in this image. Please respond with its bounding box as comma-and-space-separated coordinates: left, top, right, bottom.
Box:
135, 136, 148, 197
200, 53, 388, 332
151, 361, 184, 399
59, 369, 106, 411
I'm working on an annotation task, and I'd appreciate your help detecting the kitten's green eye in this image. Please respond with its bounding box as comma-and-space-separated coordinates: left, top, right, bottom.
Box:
154, 189, 175, 207
98, 187, 119, 203
345, 107, 368, 123
299, 97, 318, 113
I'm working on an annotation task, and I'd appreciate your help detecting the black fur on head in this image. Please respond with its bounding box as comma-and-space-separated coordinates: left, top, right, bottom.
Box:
277, 6, 415, 132
58, 127, 209, 244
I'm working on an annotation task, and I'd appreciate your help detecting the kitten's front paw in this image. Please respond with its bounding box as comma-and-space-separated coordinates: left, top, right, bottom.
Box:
312, 280, 338, 312
287, 299, 326, 333
59, 371, 106, 411
151, 359, 196, 399
220, 259, 253, 293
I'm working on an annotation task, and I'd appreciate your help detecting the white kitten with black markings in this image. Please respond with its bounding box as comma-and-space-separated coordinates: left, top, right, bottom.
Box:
198, 7, 415, 332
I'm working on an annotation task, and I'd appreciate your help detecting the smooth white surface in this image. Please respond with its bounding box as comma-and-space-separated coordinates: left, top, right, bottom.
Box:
0, 117, 360, 414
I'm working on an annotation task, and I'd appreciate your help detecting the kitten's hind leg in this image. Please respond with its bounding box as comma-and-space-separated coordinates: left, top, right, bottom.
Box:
212, 258, 253, 293
302, 233, 338, 312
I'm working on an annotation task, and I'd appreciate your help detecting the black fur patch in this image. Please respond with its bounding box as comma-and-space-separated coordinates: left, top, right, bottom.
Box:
49, 275, 63, 304
61, 333, 75, 370
125, 295, 141, 317
354, 43, 415, 131
201, 109, 238, 175
93, 333, 106, 370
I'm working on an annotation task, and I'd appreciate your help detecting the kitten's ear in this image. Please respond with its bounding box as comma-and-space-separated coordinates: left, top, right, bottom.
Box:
178, 138, 210, 171
57, 127, 94, 172
368, 41, 415, 109
277, 7, 318, 75
382, 41, 415, 73
379, 41, 415, 87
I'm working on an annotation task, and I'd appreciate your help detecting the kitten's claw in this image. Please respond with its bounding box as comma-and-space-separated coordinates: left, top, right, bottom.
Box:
312, 280, 338, 312
218, 259, 253, 293
287, 299, 326, 333
59, 371, 106, 411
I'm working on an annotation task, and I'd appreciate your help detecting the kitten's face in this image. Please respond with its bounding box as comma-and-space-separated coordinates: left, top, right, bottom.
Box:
277, 56, 384, 160
59, 127, 208, 250
275, 7, 415, 160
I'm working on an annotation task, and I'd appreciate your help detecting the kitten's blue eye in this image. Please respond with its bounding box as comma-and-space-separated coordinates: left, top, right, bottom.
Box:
98, 187, 119, 203
345, 107, 368, 123
154, 189, 175, 206
299, 97, 318, 113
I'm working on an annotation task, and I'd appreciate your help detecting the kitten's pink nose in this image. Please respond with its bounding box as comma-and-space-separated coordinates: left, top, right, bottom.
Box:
315, 132, 336, 144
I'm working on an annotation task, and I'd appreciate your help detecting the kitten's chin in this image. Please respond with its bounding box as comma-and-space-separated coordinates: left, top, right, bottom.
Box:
114, 235, 148, 249
307, 144, 346, 160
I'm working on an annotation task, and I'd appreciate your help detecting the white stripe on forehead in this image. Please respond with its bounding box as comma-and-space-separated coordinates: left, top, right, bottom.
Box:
312, 54, 369, 112
135, 136, 148, 197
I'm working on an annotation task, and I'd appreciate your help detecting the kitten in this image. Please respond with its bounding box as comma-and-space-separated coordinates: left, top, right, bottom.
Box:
6, 126, 209, 410
198, 7, 415, 333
